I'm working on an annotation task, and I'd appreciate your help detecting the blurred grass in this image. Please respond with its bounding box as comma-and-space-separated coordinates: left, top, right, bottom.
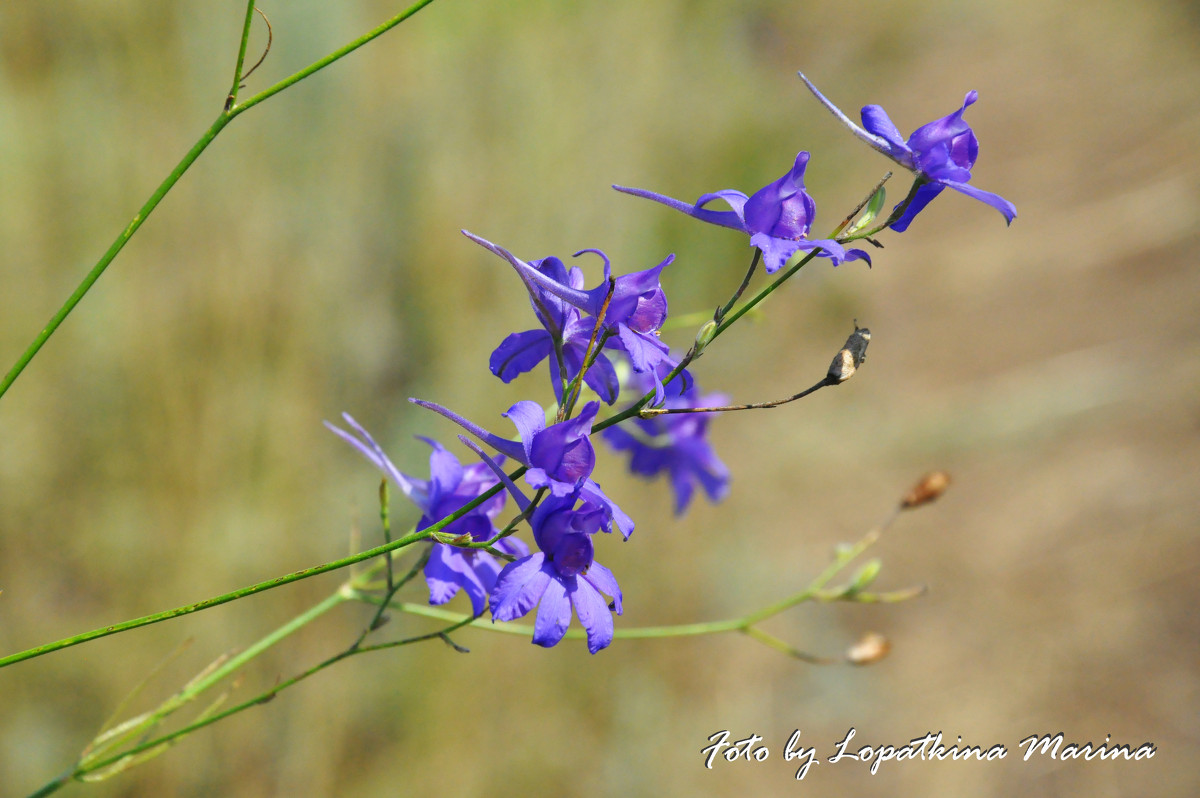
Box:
1, 0, 1198, 795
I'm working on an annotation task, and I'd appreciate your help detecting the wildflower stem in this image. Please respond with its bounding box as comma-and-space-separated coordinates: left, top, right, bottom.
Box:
829, 172, 893, 239
639, 377, 831, 417
361, 503, 917, 646
0, 0, 440, 403
224, 0, 260, 110
58, 608, 480, 788
0, 467, 525, 671
714, 249, 761, 323
559, 278, 616, 421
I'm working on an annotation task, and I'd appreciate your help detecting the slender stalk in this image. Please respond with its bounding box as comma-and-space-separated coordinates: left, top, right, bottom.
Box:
0, 113, 231, 401
232, 0, 439, 116
714, 249, 760, 323
638, 377, 831, 417
0, 471, 523, 670
225, 0, 260, 109
0, 0, 441, 403
41, 608, 477, 793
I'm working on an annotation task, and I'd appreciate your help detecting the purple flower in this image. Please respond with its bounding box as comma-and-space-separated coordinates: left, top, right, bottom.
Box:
489, 255, 621, 404
325, 414, 526, 615
460, 450, 623, 654
798, 72, 1016, 233
411, 397, 635, 537
613, 152, 871, 273
602, 374, 730, 514
465, 231, 685, 404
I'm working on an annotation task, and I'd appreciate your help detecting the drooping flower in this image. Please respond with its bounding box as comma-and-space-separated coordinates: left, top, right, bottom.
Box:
411, 397, 634, 538
602, 372, 730, 514
489, 499, 623, 654
465, 231, 687, 404
325, 414, 526, 615
613, 152, 871, 273
460, 441, 623, 654
798, 72, 1017, 233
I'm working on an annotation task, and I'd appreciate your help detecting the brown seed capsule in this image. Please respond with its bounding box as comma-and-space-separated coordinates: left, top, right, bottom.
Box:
827, 324, 871, 384
900, 470, 952, 509
846, 632, 891, 665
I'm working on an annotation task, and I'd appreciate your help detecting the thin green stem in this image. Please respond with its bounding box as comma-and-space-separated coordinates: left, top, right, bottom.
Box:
714, 249, 760, 323
1, 0, 441, 404
0, 470, 524, 671
225, 0, 259, 109
61, 610, 477, 787
0, 112, 231, 402
231, 0, 438, 116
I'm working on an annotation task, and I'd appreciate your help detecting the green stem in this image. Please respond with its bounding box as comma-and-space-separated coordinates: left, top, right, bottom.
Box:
232, 0, 438, 116
0, 0, 440, 404
0, 112, 231, 401
225, 0, 259, 109
0, 471, 523, 671
60, 602, 475, 787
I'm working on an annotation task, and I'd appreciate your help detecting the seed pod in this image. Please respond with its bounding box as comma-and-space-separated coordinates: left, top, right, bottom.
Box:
846, 632, 891, 665
827, 323, 871, 383
900, 470, 952, 509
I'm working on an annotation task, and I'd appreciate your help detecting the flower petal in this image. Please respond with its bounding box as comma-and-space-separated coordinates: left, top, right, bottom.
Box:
425, 543, 489, 616
941, 179, 1017, 225
532, 576, 573, 648
748, 233, 802, 274
503, 400, 547, 461
490, 553, 550, 621
569, 576, 614, 654
325, 414, 426, 503
489, 329, 554, 382
798, 72, 900, 160
860, 105, 910, 159
410, 398, 526, 463
415, 436, 463, 504
457, 434, 532, 512
614, 185, 748, 232
888, 182, 946, 233
582, 560, 623, 615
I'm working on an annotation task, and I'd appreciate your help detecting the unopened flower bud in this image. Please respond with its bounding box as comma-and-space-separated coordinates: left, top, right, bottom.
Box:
847, 558, 882, 594
900, 470, 951, 509
827, 324, 871, 383
693, 320, 718, 357
846, 631, 891, 665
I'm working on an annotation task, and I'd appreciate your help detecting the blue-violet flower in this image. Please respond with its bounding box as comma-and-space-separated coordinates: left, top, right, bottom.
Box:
411, 397, 635, 538
325, 414, 526, 616
465, 231, 686, 404
613, 152, 871, 273
798, 72, 1017, 232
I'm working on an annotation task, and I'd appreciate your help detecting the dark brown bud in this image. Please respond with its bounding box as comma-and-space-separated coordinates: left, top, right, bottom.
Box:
846, 632, 891, 665
900, 471, 951, 509
827, 323, 871, 384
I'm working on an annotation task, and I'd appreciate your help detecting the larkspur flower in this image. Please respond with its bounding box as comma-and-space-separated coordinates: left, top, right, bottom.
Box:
411, 397, 634, 537
798, 72, 1017, 233
465, 231, 687, 404
325, 414, 526, 615
602, 373, 730, 514
490, 494, 623, 654
489, 254, 621, 404
613, 151, 871, 273
461, 441, 622, 654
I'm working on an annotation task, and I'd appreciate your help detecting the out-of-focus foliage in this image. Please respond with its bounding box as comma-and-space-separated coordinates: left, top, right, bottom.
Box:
1, 0, 1197, 795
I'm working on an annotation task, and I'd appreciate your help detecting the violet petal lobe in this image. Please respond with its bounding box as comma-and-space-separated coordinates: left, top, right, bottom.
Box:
532, 576, 573, 648
490, 553, 551, 622
569, 576, 615, 654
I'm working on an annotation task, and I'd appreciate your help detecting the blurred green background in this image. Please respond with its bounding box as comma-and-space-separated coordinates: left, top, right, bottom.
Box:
2, 0, 1198, 795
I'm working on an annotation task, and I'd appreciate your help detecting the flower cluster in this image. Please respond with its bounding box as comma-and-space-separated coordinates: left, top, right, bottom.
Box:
329, 73, 1012, 653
